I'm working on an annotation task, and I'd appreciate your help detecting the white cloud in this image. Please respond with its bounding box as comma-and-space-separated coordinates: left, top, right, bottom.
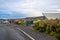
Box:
21, 9, 42, 17
0, 0, 60, 18
1, 0, 43, 17
56, 9, 60, 12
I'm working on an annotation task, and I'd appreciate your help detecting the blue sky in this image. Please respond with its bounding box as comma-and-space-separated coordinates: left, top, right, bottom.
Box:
0, 0, 60, 18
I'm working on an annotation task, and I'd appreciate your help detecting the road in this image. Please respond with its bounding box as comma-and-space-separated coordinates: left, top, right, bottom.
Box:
0, 24, 31, 40
0, 24, 57, 40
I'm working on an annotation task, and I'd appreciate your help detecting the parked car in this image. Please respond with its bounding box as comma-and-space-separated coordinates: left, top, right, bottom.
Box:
2, 19, 9, 24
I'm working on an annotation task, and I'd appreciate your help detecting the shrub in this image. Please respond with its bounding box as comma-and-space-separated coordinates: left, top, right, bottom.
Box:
50, 31, 56, 36
56, 34, 60, 40
32, 19, 60, 40
33, 22, 40, 31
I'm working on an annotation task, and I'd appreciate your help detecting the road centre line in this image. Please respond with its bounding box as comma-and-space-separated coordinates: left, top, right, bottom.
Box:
16, 27, 35, 40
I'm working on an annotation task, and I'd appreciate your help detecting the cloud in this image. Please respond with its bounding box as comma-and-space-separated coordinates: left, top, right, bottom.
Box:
0, 0, 60, 18
0, 0, 43, 17
56, 9, 60, 12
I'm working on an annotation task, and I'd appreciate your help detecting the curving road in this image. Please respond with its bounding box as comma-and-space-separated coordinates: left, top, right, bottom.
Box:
0, 24, 57, 40
0, 24, 31, 40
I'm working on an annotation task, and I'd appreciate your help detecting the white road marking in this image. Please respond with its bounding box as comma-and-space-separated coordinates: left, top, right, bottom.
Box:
16, 27, 35, 40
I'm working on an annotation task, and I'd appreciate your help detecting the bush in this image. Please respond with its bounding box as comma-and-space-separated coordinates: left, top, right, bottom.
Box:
15, 19, 24, 25
56, 34, 60, 40
32, 19, 60, 40
33, 22, 40, 31
50, 32, 56, 36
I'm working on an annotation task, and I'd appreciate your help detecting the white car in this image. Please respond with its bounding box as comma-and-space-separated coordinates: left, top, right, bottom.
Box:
2, 19, 9, 24
3, 21, 9, 24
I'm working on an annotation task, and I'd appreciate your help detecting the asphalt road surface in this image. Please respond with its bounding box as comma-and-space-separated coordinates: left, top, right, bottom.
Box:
0, 24, 31, 40
0, 24, 57, 40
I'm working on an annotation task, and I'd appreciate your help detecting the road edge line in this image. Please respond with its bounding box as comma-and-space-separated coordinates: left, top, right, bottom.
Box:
16, 27, 35, 40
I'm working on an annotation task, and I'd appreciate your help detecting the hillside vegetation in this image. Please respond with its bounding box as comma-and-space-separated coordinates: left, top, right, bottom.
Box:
32, 19, 60, 40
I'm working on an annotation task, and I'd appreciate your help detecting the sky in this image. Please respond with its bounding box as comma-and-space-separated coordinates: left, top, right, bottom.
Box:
0, 0, 60, 18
